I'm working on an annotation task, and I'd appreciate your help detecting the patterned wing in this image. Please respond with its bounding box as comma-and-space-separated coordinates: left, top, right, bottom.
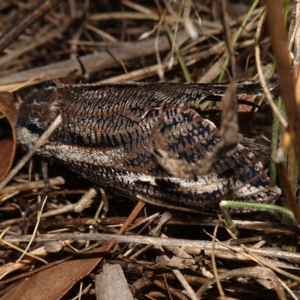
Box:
16, 82, 281, 212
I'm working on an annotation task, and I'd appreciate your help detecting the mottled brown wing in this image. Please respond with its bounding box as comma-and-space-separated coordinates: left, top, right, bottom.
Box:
17, 82, 280, 211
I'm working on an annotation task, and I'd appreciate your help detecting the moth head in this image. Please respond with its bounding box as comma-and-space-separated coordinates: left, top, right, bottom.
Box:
17, 82, 63, 135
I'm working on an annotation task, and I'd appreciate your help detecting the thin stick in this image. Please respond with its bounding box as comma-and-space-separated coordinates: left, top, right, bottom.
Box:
172, 269, 198, 300
0, 31, 187, 89
4, 232, 300, 263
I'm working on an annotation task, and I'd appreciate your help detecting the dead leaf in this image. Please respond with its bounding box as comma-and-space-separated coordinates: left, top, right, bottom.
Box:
0, 247, 103, 300
0, 92, 16, 182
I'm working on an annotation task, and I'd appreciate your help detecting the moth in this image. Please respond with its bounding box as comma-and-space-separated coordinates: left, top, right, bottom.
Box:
16, 81, 281, 212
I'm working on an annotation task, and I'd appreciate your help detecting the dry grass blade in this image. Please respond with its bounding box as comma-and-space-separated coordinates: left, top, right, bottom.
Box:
0, 0, 60, 53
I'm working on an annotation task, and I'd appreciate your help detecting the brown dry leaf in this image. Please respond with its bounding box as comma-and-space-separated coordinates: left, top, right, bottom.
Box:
0, 247, 103, 300
0, 92, 16, 182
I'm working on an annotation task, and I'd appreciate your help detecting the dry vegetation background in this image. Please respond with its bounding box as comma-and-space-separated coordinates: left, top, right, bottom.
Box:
0, 0, 300, 299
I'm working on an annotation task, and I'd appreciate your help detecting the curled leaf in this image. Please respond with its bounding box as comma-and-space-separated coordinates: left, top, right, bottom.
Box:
0, 92, 17, 182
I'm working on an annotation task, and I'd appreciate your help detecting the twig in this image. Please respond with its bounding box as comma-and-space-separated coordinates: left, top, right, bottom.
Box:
172, 269, 198, 300
4, 232, 300, 263
0, 31, 187, 89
